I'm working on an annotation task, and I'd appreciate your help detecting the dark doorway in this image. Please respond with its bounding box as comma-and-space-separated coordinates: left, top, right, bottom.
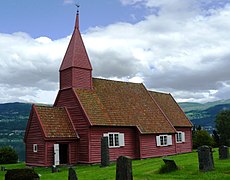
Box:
59, 144, 68, 164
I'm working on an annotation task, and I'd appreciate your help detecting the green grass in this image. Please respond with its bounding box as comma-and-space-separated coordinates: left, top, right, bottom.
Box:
1, 150, 230, 180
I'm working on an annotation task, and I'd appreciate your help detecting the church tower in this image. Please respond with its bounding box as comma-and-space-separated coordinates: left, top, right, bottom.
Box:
59, 12, 93, 90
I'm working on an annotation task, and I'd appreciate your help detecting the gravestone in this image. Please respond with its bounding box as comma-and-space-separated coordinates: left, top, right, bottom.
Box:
5, 169, 40, 180
68, 167, 78, 180
161, 159, 178, 173
51, 165, 59, 173
198, 145, 214, 171
219, 145, 229, 160
101, 136, 110, 167
116, 156, 133, 180
1, 166, 6, 171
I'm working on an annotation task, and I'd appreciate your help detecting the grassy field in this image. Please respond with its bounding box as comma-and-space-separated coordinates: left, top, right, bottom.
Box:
1, 150, 230, 180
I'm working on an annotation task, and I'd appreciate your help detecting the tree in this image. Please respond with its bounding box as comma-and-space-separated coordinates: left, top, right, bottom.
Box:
192, 130, 214, 149
0, 146, 18, 164
215, 110, 230, 145
197, 125, 202, 131
212, 130, 220, 147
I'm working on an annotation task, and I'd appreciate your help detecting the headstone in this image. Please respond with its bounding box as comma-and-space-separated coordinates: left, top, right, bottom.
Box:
52, 165, 59, 173
5, 169, 40, 180
219, 145, 229, 160
198, 145, 214, 171
116, 156, 133, 180
101, 136, 110, 167
1, 166, 6, 171
162, 159, 178, 172
68, 167, 78, 180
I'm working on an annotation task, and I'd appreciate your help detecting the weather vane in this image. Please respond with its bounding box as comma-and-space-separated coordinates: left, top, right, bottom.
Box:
75, 2, 80, 15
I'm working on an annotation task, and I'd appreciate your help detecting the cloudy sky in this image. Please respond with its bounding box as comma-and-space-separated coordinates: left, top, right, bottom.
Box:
0, 0, 230, 104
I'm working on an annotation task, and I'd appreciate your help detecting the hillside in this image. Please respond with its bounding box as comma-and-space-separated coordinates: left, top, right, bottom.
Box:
0, 102, 32, 161
179, 99, 230, 131
0, 100, 230, 161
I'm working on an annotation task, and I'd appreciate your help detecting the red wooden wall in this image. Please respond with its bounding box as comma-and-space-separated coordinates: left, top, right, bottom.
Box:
55, 88, 90, 163
60, 68, 92, 90
72, 68, 92, 89
139, 134, 177, 159
60, 69, 72, 89
89, 127, 139, 163
45, 141, 78, 166
175, 127, 192, 153
25, 112, 45, 166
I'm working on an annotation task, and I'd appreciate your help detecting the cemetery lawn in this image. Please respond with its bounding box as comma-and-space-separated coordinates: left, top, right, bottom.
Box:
1, 149, 230, 180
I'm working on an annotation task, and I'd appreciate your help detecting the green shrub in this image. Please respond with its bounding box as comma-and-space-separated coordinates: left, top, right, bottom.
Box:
192, 130, 214, 149
5, 169, 39, 180
0, 146, 18, 164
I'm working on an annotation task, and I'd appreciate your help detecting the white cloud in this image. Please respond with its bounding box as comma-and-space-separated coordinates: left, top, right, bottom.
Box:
1, 0, 230, 104
0, 32, 69, 103
63, 0, 75, 5
84, 1, 230, 102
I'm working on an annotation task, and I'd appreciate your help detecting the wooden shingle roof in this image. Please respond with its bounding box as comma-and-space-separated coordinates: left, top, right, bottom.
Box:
35, 105, 77, 138
149, 91, 193, 127
76, 78, 176, 134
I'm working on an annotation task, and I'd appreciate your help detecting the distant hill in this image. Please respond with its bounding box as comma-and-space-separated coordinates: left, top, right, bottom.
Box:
179, 99, 230, 112
0, 100, 230, 161
0, 102, 32, 161
179, 99, 230, 132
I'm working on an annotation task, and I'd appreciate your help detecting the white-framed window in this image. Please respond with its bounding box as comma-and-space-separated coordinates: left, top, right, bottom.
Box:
156, 135, 172, 146
103, 132, 125, 148
176, 132, 185, 143
33, 144, 38, 152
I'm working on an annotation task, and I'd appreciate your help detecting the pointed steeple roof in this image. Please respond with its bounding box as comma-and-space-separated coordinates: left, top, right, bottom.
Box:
60, 13, 92, 71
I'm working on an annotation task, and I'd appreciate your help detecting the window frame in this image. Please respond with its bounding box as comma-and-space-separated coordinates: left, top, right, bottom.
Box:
160, 135, 168, 146
108, 133, 120, 148
176, 131, 185, 143
103, 132, 125, 148
156, 134, 172, 147
33, 144, 38, 153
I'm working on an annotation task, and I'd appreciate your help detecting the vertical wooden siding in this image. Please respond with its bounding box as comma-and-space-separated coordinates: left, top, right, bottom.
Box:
175, 127, 192, 153
140, 134, 177, 159
89, 127, 139, 163
55, 89, 89, 163
25, 112, 45, 166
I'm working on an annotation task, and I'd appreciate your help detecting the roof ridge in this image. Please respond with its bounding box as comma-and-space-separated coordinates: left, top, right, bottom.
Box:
148, 90, 170, 95
93, 77, 143, 85
35, 105, 64, 109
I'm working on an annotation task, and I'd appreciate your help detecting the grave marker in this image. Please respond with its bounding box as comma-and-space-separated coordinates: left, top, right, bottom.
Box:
198, 145, 214, 171
116, 156, 133, 180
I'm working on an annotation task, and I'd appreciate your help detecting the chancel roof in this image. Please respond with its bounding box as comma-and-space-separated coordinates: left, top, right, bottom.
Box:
76, 78, 177, 134
148, 91, 193, 127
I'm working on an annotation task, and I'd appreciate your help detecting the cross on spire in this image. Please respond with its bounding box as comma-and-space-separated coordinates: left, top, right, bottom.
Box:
75, 3, 80, 15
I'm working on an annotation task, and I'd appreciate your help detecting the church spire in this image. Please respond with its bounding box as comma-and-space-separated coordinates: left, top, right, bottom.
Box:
75, 13, 79, 29
59, 12, 93, 90
75, 3, 80, 29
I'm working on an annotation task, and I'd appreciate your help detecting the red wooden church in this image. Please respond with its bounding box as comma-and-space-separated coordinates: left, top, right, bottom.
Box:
24, 14, 193, 166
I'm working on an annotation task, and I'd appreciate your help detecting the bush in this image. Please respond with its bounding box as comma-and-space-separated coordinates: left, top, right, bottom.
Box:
5, 169, 39, 180
192, 130, 214, 149
0, 146, 18, 164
